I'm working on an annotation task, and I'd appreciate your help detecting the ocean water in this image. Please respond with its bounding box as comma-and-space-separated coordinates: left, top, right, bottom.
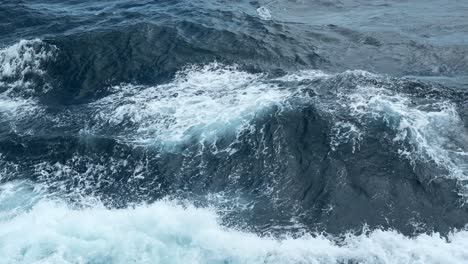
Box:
1, 0, 468, 263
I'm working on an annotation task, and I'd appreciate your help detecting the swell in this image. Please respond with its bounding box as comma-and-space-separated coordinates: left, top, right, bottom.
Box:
44, 21, 323, 104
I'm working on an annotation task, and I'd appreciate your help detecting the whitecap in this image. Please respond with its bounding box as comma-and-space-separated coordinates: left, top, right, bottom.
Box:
257, 6, 272, 20
0, 182, 467, 264
0, 39, 56, 92
91, 63, 292, 147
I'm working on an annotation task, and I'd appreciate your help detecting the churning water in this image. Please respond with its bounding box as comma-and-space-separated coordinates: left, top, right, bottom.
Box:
1, 0, 468, 263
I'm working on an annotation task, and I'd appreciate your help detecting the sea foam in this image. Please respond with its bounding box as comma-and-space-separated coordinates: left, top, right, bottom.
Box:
1, 181, 468, 264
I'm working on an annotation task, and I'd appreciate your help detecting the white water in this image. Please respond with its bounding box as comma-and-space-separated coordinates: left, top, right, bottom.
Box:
1, 181, 468, 264
256, 6, 272, 20
340, 83, 468, 193
0, 39, 52, 127
0, 39, 55, 91
91, 63, 293, 146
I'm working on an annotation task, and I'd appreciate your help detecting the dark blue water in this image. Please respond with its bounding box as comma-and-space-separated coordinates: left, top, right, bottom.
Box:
1, 1, 468, 263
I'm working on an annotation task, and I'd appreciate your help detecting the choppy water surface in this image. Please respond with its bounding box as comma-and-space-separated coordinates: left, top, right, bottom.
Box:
1, 1, 468, 263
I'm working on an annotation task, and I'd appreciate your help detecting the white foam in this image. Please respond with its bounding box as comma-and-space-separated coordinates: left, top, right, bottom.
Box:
0, 39, 55, 92
92, 63, 293, 146
273, 69, 331, 82
0, 181, 44, 221
0, 39, 52, 129
0, 96, 29, 113
0, 95, 39, 134
330, 121, 363, 153
0, 182, 467, 264
343, 84, 468, 191
274, 69, 468, 196
257, 6, 272, 20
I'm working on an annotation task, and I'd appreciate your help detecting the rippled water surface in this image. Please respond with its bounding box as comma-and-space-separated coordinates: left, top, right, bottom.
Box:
1, 1, 468, 263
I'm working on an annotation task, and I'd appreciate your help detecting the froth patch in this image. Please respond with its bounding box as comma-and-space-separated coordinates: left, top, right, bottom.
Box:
0, 39, 54, 129
342, 85, 468, 193
257, 6, 272, 20
91, 63, 292, 146
0, 191, 467, 264
0, 39, 56, 92
0, 96, 39, 132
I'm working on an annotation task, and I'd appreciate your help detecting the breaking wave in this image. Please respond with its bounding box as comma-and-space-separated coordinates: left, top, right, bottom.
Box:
90, 63, 291, 146
1, 181, 468, 264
